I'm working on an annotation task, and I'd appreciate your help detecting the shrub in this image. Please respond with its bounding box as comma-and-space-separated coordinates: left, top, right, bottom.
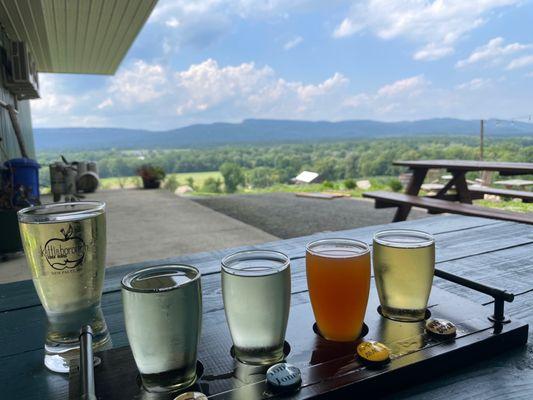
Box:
322, 180, 334, 189
136, 164, 165, 181
130, 177, 142, 188
202, 177, 223, 193
247, 167, 278, 188
163, 175, 179, 192
388, 178, 403, 192
344, 178, 356, 190
186, 177, 196, 190
220, 162, 245, 193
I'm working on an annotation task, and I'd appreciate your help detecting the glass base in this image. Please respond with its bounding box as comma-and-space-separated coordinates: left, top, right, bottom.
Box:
234, 347, 285, 366
44, 330, 111, 373
380, 305, 427, 322
141, 366, 198, 393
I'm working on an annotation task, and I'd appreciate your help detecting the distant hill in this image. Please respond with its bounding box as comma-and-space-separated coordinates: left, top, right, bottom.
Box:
34, 118, 533, 151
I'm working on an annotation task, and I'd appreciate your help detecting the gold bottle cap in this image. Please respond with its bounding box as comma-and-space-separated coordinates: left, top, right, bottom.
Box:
425, 318, 457, 337
174, 392, 208, 400
357, 340, 391, 363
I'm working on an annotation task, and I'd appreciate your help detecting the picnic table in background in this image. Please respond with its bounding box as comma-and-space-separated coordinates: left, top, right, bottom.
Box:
1, 215, 532, 399
494, 179, 533, 189
363, 160, 533, 224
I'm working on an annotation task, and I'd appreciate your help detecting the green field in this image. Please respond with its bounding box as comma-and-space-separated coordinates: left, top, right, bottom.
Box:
99, 171, 222, 190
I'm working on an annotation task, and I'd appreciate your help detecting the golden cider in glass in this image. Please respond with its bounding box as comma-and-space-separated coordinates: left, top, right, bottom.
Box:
373, 230, 435, 322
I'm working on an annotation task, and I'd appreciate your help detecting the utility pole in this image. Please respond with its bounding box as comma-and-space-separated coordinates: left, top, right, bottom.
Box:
480, 119, 484, 161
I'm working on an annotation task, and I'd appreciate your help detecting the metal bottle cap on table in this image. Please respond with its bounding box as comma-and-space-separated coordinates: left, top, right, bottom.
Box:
174, 392, 208, 400
357, 340, 391, 364
266, 363, 302, 393
425, 318, 457, 338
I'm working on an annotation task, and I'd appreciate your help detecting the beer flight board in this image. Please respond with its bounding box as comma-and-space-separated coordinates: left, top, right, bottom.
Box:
69, 281, 528, 399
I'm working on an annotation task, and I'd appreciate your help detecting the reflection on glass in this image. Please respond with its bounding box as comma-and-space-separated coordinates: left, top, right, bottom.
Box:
18, 201, 110, 373
378, 317, 425, 357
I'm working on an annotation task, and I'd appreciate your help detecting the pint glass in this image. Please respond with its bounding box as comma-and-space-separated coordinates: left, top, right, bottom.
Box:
221, 250, 291, 365
373, 229, 435, 322
122, 264, 202, 392
18, 201, 110, 373
306, 238, 371, 342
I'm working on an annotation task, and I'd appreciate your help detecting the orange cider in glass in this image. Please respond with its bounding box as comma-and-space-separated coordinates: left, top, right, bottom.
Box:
306, 239, 371, 342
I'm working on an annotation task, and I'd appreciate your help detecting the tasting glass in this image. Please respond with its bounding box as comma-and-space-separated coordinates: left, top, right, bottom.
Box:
18, 201, 110, 373
373, 229, 435, 322
306, 238, 371, 342
122, 264, 202, 392
221, 250, 291, 365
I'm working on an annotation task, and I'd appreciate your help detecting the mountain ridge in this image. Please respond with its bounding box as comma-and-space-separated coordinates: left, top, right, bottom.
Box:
34, 118, 533, 151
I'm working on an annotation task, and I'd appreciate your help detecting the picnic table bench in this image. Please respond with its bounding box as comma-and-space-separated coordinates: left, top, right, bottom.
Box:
420, 184, 533, 203
1, 215, 532, 399
468, 186, 533, 203
363, 160, 533, 224
494, 179, 533, 189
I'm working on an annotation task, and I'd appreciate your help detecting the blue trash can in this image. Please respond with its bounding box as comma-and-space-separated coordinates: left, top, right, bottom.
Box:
3, 158, 40, 206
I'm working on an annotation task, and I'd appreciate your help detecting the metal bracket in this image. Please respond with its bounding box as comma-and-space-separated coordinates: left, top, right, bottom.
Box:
434, 268, 514, 324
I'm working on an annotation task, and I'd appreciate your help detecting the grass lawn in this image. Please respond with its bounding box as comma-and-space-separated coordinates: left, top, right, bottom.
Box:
475, 199, 533, 213
99, 171, 222, 190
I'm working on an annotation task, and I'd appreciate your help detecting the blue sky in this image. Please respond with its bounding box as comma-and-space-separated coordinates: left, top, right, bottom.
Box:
32, 0, 533, 130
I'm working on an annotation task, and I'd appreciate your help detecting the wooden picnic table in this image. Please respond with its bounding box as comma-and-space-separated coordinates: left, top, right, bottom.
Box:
391, 160, 533, 221
1, 215, 532, 399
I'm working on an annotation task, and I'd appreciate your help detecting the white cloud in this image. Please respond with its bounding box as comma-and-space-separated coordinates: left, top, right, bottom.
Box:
333, 18, 363, 38
376, 75, 428, 98
342, 93, 370, 108
165, 17, 180, 28
107, 60, 168, 106
149, 0, 318, 48
333, 0, 521, 61
456, 37, 531, 68
173, 59, 348, 117
342, 75, 431, 119
283, 36, 303, 50
30, 75, 79, 126
149, 0, 315, 23
97, 98, 113, 109
414, 43, 454, 61
296, 73, 348, 101
455, 78, 491, 90
31, 59, 354, 128
30, 59, 530, 129
506, 55, 533, 70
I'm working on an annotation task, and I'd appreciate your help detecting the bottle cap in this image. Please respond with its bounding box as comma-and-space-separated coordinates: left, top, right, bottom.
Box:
174, 392, 208, 400
425, 318, 457, 337
357, 340, 391, 364
266, 363, 302, 393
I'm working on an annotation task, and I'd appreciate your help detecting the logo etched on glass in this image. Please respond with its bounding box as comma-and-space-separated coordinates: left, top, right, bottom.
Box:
41, 225, 86, 270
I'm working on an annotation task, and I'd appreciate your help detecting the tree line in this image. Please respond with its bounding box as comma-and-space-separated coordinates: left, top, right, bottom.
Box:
38, 136, 532, 189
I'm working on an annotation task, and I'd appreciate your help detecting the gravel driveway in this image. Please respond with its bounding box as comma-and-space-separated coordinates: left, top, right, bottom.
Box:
193, 193, 427, 239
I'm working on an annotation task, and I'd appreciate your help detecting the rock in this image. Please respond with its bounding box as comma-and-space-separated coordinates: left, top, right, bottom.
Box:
175, 185, 194, 195
356, 180, 371, 190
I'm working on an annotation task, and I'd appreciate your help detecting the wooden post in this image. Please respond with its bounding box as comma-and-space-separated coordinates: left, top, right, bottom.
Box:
480, 119, 484, 161
393, 168, 427, 222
